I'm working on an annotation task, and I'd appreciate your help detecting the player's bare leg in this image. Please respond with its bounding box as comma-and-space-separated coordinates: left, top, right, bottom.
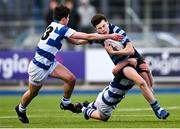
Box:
81, 107, 109, 121
139, 63, 154, 92
49, 63, 80, 113
123, 66, 155, 102
49, 63, 76, 98
21, 83, 42, 106
140, 72, 153, 92
139, 63, 153, 86
15, 83, 42, 123
123, 66, 169, 119
89, 110, 102, 120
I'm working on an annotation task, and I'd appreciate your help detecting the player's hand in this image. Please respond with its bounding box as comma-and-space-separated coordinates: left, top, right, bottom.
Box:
110, 33, 123, 41
104, 43, 114, 54
128, 58, 137, 68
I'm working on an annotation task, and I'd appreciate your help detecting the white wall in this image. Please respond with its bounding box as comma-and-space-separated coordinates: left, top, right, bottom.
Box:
85, 48, 180, 83
85, 49, 114, 82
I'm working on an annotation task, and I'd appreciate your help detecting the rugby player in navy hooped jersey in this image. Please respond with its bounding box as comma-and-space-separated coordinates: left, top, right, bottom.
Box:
15, 6, 122, 124
89, 14, 153, 93
76, 14, 169, 121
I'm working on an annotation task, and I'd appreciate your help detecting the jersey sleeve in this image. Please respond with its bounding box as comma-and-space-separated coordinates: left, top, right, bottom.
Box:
54, 25, 76, 38
112, 25, 130, 46
117, 29, 130, 46
64, 27, 76, 38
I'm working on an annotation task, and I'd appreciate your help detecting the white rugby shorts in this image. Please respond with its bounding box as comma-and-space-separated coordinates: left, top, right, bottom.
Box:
28, 60, 57, 86
95, 90, 114, 118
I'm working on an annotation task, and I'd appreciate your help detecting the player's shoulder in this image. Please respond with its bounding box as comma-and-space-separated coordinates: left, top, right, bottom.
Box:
109, 23, 122, 30
50, 22, 69, 29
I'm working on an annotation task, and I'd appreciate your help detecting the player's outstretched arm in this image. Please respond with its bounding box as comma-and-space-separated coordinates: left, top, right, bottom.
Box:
70, 32, 123, 42
67, 38, 89, 45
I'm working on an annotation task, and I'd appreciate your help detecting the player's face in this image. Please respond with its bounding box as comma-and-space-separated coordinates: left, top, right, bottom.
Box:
95, 20, 109, 34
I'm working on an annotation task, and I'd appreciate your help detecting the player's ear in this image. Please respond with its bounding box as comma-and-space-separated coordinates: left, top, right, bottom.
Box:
61, 17, 67, 24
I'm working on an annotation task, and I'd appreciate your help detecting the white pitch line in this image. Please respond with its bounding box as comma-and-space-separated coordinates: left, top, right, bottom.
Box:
0, 114, 154, 119
0, 115, 81, 119
114, 114, 155, 117
1, 128, 180, 129
2, 106, 180, 112
0, 106, 179, 119
116, 106, 180, 112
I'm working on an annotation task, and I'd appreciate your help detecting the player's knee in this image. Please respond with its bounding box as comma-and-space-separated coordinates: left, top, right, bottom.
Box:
67, 74, 76, 85
29, 90, 39, 97
136, 79, 146, 87
101, 116, 110, 121
100, 114, 110, 121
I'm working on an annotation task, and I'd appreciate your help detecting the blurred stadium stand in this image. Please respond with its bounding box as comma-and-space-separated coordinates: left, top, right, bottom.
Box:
0, 0, 180, 50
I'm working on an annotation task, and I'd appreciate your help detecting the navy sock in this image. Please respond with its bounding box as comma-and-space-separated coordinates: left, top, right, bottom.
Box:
82, 107, 95, 117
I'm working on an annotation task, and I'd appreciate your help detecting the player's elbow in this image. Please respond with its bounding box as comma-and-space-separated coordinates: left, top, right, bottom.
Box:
85, 34, 95, 40
128, 48, 135, 55
126, 43, 135, 55
112, 68, 118, 76
112, 68, 116, 76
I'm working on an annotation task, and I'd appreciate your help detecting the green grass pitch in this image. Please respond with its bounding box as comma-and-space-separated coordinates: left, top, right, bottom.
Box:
0, 94, 180, 128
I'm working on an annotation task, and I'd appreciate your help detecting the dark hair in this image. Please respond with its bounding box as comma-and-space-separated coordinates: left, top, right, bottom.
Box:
91, 14, 107, 27
53, 4, 70, 21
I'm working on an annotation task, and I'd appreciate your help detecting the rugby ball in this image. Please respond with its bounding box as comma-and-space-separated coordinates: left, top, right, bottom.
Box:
104, 39, 124, 51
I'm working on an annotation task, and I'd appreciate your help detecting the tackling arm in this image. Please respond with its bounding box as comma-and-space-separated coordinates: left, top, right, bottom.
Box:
70, 32, 123, 41
67, 38, 89, 45
105, 42, 135, 56
113, 58, 137, 76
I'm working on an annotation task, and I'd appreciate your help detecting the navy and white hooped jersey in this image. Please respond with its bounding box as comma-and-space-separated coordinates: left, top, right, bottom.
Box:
32, 21, 76, 70
109, 24, 145, 65
101, 77, 135, 107
90, 23, 130, 65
